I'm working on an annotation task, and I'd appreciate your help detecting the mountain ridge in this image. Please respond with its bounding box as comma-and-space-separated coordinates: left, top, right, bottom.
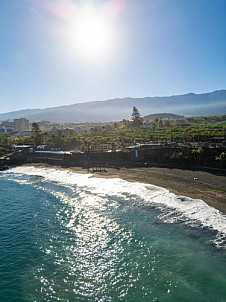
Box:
0, 90, 225, 123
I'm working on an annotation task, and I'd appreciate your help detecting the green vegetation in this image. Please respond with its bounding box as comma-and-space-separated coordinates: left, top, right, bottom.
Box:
0, 113, 225, 169
215, 152, 226, 169
0, 115, 225, 152
31, 122, 42, 146
0, 147, 10, 157
131, 106, 143, 128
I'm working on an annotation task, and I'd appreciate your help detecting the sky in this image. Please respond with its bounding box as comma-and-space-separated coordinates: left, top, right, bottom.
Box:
0, 0, 225, 114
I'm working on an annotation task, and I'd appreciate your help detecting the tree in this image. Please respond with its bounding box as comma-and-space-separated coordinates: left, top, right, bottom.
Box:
111, 142, 116, 151
223, 126, 226, 135
192, 147, 204, 167
131, 106, 143, 128
163, 120, 170, 127
31, 122, 42, 146
170, 126, 177, 142
84, 139, 92, 152
151, 122, 157, 138
215, 152, 226, 169
154, 117, 159, 124
42, 131, 49, 144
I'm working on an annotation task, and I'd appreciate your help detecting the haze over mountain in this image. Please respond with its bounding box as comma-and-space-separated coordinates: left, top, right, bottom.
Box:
143, 113, 184, 121
0, 90, 225, 123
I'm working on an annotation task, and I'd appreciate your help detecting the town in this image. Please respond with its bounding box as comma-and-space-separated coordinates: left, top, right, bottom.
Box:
0, 109, 225, 171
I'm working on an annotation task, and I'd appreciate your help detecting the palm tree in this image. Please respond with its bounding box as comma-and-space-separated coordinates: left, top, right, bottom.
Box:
215, 152, 226, 170
151, 122, 157, 139
170, 127, 176, 142
192, 147, 204, 167
111, 142, 116, 151
84, 139, 92, 152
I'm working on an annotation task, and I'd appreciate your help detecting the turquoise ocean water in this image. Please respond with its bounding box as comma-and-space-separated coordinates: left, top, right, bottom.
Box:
0, 166, 225, 302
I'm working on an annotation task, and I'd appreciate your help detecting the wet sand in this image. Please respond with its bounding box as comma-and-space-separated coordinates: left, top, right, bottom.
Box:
24, 163, 226, 213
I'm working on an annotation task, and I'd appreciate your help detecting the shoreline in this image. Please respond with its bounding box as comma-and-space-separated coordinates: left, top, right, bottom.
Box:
23, 163, 226, 213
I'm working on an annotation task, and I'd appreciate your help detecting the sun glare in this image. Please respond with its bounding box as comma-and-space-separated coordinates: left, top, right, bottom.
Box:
68, 5, 116, 62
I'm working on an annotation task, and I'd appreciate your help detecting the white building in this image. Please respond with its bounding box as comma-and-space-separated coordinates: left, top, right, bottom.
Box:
14, 118, 29, 132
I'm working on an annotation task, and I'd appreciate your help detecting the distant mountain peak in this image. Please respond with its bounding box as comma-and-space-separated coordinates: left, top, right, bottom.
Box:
0, 89, 225, 123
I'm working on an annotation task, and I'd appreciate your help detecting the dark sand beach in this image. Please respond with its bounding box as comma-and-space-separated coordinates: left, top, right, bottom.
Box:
24, 163, 226, 213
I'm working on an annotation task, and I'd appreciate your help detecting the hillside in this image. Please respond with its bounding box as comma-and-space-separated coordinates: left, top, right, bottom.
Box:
0, 90, 225, 123
143, 113, 184, 121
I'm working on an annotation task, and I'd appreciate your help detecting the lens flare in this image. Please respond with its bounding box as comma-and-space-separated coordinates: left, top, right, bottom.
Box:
36, 0, 127, 62
70, 4, 116, 61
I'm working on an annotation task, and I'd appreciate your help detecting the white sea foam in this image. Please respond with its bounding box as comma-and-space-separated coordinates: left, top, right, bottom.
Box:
2, 166, 226, 247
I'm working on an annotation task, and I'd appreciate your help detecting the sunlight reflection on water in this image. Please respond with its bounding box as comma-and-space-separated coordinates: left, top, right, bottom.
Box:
0, 166, 226, 301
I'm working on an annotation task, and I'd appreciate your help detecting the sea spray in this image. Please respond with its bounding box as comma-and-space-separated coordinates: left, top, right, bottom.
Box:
2, 166, 226, 248
0, 166, 226, 301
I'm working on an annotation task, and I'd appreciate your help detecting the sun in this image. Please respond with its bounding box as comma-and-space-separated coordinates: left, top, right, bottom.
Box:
68, 4, 116, 62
